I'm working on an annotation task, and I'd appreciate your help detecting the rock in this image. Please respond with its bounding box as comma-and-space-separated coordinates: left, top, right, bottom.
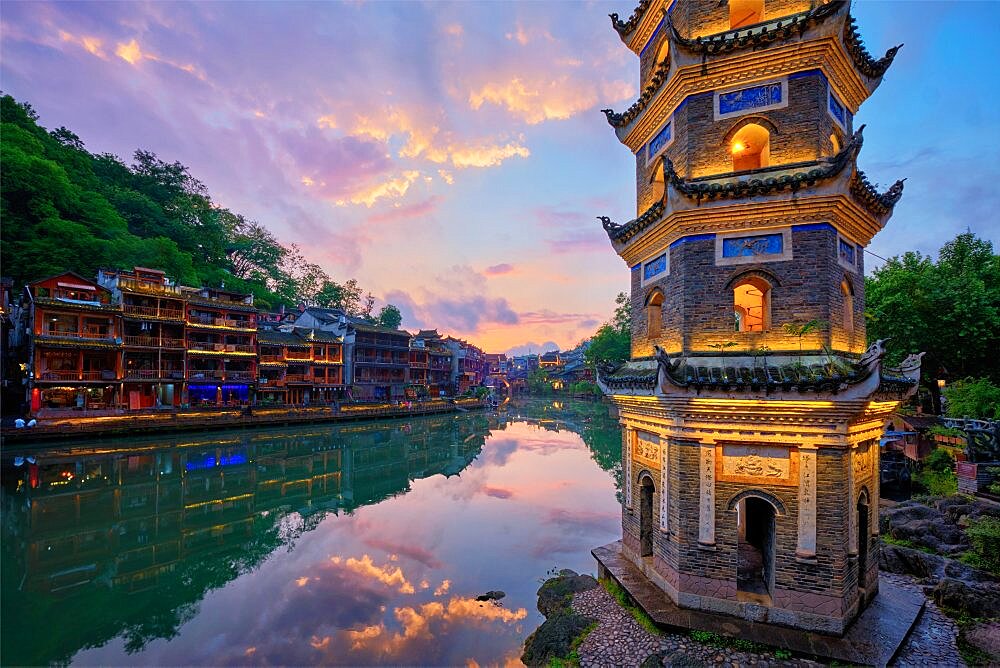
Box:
932, 577, 1000, 618
640, 650, 667, 667
878, 544, 944, 580
521, 611, 596, 667
964, 621, 1000, 661
537, 573, 599, 617
943, 557, 999, 583
881, 500, 970, 553
662, 650, 705, 667
475, 590, 506, 602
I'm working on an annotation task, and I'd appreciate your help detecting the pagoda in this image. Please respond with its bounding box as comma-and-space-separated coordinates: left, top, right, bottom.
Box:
595, 0, 923, 640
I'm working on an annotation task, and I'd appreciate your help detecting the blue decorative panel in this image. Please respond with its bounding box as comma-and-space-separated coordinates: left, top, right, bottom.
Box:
839, 238, 856, 264
718, 82, 782, 116
643, 254, 667, 280
722, 233, 783, 257
828, 91, 846, 126
648, 121, 672, 159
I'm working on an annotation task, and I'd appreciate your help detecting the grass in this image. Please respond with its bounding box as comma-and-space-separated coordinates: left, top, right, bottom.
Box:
688, 629, 767, 653
939, 607, 993, 667
600, 577, 663, 637
880, 535, 938, 555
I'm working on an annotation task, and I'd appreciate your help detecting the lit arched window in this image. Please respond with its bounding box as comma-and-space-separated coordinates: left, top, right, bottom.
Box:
731, 123, 770, 172
655, 38, 670, 67
830, 132, 841, 155
646, 290, 664, 339
649, 159, 665, 203
730, 0, 764, 29
841, 279, 854, 333
733, 277, 770, 332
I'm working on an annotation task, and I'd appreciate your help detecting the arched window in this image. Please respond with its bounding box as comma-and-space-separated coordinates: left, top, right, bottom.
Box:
829, 132, 841, 155
655, 38, 670, 67
649, 159, 665, 203
733, 277, 770, 332
730, 0, 764, 29
730, 123, 770, 172
646, 290, 664, 339
841, 279, 854, 333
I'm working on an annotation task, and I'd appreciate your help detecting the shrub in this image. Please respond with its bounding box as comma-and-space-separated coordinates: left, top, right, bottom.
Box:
925, 447, 956, 473
943, 377, 1000, 420
966, 516, 1000, 575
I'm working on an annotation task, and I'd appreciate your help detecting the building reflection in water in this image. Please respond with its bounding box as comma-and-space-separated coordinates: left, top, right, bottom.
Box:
1, 400, 621, 666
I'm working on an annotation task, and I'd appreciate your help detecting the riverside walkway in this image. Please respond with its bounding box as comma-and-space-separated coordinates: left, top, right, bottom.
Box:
1, 398, 485, 444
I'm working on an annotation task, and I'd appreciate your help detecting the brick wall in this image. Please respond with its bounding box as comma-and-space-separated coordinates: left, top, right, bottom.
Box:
630, 225, 867, 357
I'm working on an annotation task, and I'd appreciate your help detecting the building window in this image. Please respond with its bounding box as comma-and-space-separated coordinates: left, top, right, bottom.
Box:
646, 290, 664, 339
730, 123, 770, 171
838, 235, 860, 272
841, 279, 854, 333
830, 132, 841, 155
733, 277, 770, 332
730, 0, 763, 29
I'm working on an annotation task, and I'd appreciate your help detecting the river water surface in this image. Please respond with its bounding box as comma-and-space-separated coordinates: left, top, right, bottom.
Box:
1, 399, 622, 666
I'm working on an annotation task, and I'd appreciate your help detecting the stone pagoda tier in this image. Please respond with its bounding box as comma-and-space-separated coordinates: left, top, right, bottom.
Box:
594, 0, 924, 646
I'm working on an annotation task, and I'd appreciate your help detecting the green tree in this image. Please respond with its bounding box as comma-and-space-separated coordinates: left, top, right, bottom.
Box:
866, 232, 1000, 385
585, 292, 632, 367
942, 377, 1000, 420
377, 304, 403, 330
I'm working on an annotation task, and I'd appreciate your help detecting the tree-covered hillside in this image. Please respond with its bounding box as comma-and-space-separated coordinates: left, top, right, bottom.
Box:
0, 95, 376, 315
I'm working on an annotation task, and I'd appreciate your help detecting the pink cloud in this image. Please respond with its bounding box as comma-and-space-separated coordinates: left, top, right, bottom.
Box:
484, 263, 514, 275
366, 196, 442, 224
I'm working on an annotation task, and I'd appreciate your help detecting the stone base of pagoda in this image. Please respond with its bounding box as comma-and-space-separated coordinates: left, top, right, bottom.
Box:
593, 540, 923, 665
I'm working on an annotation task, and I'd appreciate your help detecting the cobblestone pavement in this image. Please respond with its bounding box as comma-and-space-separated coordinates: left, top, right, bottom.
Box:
571, 574, 965, 667
885, 573, 964, 668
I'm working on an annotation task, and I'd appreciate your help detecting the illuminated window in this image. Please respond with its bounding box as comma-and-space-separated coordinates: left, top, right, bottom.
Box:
830, 132, 841, 155
733, 277, 770, 332
655, 37, 670, 66
730, 0, 763, 29
841, 279, 854, 333
730, 123, 770, 171
646, 290, 664, 339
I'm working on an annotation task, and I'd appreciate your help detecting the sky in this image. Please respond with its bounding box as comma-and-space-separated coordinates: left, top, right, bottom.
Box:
2, 1, 998, 355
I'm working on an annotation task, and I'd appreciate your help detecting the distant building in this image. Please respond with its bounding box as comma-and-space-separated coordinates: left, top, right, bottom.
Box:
539, 351, 561, 368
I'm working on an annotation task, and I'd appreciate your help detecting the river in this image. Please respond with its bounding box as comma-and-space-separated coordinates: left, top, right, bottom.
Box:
1, 398, 622, 666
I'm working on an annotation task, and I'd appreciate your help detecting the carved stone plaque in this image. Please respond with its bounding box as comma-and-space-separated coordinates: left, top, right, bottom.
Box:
633, 430, 660, 470
719, 444, 797, 486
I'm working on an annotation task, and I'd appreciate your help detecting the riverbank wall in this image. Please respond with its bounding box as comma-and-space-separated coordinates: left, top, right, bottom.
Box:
1, 398, 486, 445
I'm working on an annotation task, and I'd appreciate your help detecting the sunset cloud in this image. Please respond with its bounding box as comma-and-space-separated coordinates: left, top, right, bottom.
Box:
484, 263, 514, 276
332, 554, 417, 594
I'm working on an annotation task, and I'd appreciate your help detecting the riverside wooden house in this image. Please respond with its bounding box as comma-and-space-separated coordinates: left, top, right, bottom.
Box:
182, 286, 257, 406
98, 267, 186, 409
257, 328, 345, 405
351, 322, 409, 401
596, 0, 922, 639
25, 272, 123, 414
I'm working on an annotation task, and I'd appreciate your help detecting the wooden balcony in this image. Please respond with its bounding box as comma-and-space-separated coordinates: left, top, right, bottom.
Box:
187, 342, 255, 354
38, 370, 118, 382
186, 316, 256, 330
122, 304, 186, 320
124, 369, 185, 380
40, 328, 115, 340
123, 335, 186, 348
118, 278, 182, 296
259, 355, 286, 363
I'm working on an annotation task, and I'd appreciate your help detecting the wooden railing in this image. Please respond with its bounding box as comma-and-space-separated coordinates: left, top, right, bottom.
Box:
187, 316, 256, 329
39, 370, 117, 381
122, 304, 184, 320
118, 278, 182, 295
259, 355, 286, 363
41, 328, 114, 339
188, 370, 226, 380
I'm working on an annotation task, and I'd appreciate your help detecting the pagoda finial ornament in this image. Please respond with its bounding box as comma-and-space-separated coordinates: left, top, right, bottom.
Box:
594, 1, 925, 654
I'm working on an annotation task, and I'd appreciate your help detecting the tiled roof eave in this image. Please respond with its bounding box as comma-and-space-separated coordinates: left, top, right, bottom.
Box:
670, 1, 845, 58
842, 14, 902, 80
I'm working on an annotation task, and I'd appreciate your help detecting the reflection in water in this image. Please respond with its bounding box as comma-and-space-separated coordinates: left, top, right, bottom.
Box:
1, 399, 621, 666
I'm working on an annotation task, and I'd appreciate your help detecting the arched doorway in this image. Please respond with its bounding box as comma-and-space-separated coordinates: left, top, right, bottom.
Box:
737, 496, 776, 604
733, 276, 771, 332
640, 475, 655, 558
857, 489, 870, 595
